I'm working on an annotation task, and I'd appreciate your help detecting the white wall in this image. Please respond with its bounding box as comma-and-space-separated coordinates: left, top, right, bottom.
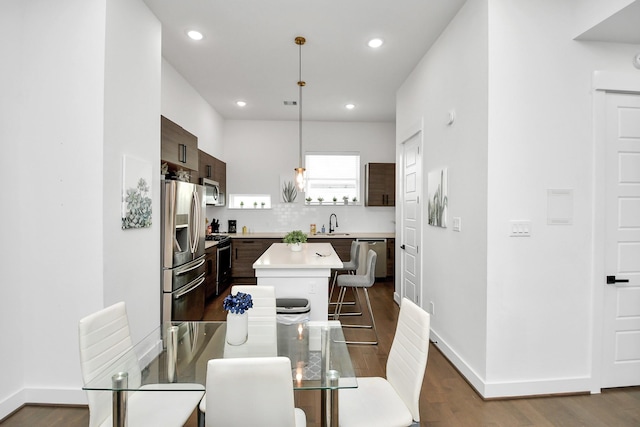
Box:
485, 0, 640, 397
0, 0, 162, 418
103, 0, 162, 339
396, 0, 490, 387
396, 0, 640, 398
215, 120, 396, 233
0, 0, 106, 415
161, 60, 225, 159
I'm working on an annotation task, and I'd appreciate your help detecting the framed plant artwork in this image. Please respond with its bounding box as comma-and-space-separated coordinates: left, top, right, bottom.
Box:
427, 167, 448, 228
122, 155, 152, 230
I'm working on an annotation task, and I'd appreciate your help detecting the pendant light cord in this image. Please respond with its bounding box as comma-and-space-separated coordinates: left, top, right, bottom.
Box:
298, 38, 304, 167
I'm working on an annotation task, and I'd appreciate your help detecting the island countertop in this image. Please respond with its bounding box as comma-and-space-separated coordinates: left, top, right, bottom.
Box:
230, 232, 394, 239
252, 243, 342, 270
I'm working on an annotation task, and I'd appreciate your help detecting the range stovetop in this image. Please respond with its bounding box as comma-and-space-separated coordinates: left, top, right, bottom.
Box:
206, 234, 230, 243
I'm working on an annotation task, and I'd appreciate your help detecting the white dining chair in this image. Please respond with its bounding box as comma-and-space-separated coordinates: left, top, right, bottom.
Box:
78, 302, 204, 427
198, 285, 277, 427
338, 297, 431, 427
333, 249, 378, 344
204, 356, 306, 427
232, 284, 277, 322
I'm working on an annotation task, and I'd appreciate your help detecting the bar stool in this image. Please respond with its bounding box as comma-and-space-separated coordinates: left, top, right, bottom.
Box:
333, 249, 378, 345
329, 241, 361, 315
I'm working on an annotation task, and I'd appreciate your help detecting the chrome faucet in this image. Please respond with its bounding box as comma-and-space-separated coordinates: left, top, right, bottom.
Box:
329, 213, 338, 234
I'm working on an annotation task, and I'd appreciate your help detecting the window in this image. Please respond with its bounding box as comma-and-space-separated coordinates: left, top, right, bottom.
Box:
304, 153, 360, 203
228, 194, 271, 209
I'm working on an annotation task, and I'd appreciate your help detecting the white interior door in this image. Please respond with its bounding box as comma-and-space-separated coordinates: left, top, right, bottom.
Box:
602, 92, 640, 388
400, 132, 421, 304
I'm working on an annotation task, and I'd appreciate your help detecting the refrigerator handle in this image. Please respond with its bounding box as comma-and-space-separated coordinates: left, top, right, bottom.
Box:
189, 189, 200, 254
175, 258, 206, 275
174, 276, 205, 299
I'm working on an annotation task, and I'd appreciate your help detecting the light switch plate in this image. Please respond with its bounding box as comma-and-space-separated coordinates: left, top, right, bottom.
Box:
510, 220, 532, 237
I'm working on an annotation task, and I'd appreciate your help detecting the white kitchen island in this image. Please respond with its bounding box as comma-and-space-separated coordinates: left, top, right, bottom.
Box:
252, 242, 342, 321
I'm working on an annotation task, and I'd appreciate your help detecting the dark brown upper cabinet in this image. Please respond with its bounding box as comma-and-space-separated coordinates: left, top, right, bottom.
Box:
365, 163, 396, 207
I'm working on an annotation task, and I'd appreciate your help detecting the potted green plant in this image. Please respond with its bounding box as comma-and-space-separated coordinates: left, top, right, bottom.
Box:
283, 230, 308, 251
240, 201, 244, 208
342, 196, 349, 205
253, 201, 258, 208
352, 197, 357, 203
305, 197, 312, 205
317, 197, 324, 205
261, 202, 266, 208
332, 196, 337, 204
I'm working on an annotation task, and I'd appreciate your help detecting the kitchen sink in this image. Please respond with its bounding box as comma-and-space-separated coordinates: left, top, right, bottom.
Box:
320, 233, 350, 236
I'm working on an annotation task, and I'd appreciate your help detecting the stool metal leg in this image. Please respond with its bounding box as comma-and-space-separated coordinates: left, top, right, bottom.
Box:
335, 287, 378, 345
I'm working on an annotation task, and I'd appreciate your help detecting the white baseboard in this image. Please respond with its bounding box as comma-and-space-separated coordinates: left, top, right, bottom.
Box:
0, 388, 87, 421
430, 330, 592, 399
393, 291, 401, 305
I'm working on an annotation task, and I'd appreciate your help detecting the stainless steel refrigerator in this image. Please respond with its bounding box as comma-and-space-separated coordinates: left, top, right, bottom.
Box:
161, 180, 206, 323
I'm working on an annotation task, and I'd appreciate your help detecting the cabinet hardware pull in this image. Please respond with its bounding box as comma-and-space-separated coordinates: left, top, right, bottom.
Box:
179, 144, 186, 163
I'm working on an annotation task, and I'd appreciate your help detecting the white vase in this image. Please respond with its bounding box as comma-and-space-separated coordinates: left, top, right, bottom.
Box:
290, 242, 302, 252
226, 312, 248, 345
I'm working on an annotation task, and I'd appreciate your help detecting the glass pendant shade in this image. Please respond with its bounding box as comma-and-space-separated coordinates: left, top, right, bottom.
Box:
294, 167, 306, 191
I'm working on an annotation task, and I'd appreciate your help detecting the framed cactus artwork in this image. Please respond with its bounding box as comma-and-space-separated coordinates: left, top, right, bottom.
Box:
122, 155, 152, 230
280, 175, 298, 203
427, 167, 448, 228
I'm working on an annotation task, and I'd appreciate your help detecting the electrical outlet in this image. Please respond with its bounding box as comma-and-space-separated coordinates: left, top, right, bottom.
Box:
309, 283, 316, 294
429, 301, 435, 316
453, 217, 461, 232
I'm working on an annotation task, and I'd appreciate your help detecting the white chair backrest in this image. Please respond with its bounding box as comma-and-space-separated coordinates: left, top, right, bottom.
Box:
205, 356, 298, 427
78, 302, 142, 427
349, 240, 360, 269
231, 285, 276, 322
385, 297, 431, 422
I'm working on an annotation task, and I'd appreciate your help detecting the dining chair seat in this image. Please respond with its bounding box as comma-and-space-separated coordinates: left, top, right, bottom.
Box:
338, 377, 413, 427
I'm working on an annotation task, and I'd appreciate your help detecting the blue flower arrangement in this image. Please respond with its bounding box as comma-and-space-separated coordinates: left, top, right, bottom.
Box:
223, 292, 253, 314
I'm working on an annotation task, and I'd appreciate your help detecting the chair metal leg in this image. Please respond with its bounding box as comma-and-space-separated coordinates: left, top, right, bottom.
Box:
334, 287, 378, 345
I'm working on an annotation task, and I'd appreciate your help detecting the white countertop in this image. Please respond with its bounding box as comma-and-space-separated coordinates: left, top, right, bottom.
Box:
230, 232, 394, 239
253, 243, 343, 269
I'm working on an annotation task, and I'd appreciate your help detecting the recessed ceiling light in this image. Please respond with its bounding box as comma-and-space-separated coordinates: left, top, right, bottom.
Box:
236, 101, 247, 107
367, 38, 383, 48
187, 30, 203, 41
345, 104, 355, 110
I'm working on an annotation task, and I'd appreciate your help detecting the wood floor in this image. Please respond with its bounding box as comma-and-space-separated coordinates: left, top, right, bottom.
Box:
3, 279, 639, 426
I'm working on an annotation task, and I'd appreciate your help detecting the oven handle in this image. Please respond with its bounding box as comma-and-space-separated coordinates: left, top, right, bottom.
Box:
176, 258, 206, 276
174, 276, 205, 299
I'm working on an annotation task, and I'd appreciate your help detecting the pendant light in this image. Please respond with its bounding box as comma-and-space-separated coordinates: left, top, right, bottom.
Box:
294, 36, 306, 191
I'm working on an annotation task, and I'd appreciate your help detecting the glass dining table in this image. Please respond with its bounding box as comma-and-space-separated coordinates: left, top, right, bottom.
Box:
82, 319, 356, 427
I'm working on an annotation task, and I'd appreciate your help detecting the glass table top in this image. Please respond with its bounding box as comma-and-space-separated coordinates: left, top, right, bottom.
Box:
82, 320, 357, 392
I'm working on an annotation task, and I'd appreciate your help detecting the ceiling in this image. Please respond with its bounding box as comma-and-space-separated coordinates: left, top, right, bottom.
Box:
575, 0, 640, 45
143, 0, 466, 122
